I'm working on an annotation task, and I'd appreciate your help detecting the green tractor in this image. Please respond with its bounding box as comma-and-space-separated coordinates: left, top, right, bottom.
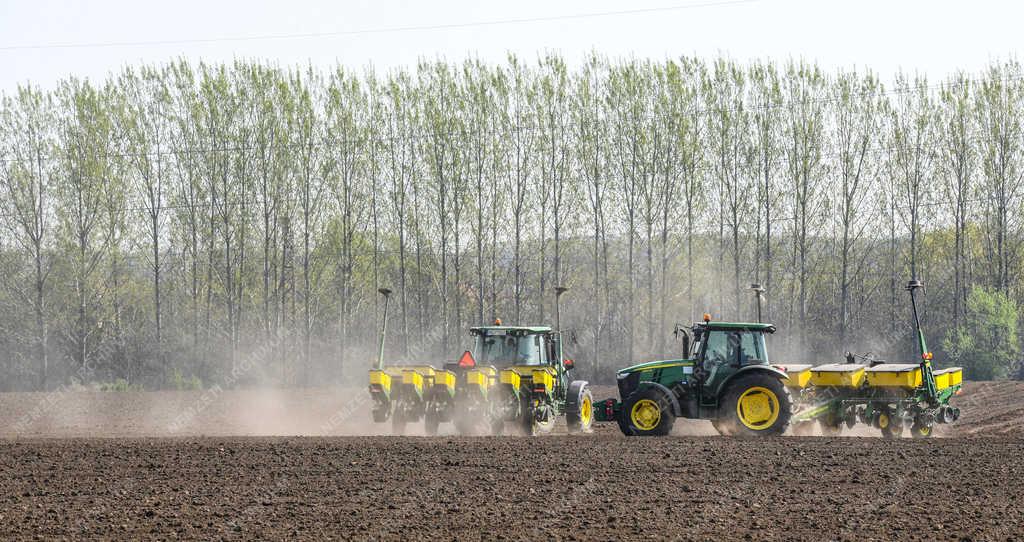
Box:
595, 279, 964, 438
368, 288, 594, 435
595, 315, 793, 436
467, 324, 593, 435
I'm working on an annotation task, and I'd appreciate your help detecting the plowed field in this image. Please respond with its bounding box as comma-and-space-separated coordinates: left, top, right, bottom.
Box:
0, 381, 1019, 540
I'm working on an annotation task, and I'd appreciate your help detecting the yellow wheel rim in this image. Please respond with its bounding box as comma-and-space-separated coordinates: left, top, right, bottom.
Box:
736, 387, 780, 431
918, 425, 931, 436
878, 413, 890, 429
580, 396, 592, 425
630, 398, 661, 431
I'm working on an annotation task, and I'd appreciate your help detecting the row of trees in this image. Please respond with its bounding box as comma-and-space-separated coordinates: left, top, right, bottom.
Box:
1, 55, 1022, 390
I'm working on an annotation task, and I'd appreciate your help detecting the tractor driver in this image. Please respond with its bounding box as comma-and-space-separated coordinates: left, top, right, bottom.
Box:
485, 333, 543, 366
501, 336, 519, 364
703, 330, 741, 378
515, 335, 542, 365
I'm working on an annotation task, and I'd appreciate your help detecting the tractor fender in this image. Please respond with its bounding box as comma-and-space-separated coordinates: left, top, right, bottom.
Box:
714, 365, 788, 399
566, 380, 589, 410
635, 381, 683, 417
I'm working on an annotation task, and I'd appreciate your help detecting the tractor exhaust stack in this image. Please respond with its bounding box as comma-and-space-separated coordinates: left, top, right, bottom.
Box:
750, 283, 765, 323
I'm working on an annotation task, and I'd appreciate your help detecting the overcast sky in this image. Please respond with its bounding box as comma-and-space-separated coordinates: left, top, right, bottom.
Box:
0, 0, 1020, 93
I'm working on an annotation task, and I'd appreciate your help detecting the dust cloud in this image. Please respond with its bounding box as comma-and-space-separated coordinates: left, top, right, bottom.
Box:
0, 387, 388, 439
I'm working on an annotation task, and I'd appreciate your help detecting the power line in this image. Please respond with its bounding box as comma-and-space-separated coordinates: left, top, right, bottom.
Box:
0, 0, 762, 52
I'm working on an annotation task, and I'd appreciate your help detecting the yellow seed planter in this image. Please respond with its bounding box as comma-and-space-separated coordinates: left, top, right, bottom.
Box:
779, 364, 813, 388
948, 367, 963, 387
865, 363, 923, 389
809, 363, 866, 388
499, 368, 521, 389
531, 368, 555, 392
434, 369, 457, 393
369, 369, 392, 394
933, 367, 963, 390
466, 367, 496, 393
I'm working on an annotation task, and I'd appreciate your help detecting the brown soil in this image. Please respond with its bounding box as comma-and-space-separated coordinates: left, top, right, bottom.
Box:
0, 381, 1020, 540
946, 381, 1024, 436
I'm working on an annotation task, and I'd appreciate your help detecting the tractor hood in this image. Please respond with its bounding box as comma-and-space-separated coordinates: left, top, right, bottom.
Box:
617, 359, 694, 375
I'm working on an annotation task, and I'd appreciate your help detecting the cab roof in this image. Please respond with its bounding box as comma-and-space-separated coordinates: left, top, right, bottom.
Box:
700, 321, 776, 333
470, 325, 552, 334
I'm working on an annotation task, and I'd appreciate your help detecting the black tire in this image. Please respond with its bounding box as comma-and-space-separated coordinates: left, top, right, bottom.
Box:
817, 412, 843, 436
424, 411, 440, 436
519, 396, 555, 436
519, 395, 536, 436
566, 381, 594, 434
718, 373, 792, 437
392, 407, 406, 436
878, 407, 903, 439
616, 408, 634, 436
619, 386, 676, 436
911, 418, 933, 439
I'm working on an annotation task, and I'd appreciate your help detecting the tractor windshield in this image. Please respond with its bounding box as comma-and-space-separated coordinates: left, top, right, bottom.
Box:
474, 332, 546, 366
704, 330, 769, 367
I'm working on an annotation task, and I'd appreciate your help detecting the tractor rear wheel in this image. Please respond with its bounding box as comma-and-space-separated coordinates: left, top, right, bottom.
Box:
619, 387, 675, 436
718, 373, 792, 437
566, 382, 594, 434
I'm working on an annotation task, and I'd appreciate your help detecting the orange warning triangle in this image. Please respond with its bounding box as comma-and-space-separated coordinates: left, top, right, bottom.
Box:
458, 350, 476, 368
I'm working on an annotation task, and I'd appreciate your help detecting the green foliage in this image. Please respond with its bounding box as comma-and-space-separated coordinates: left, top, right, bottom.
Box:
2, 56, 1024, 389
943, 286, 1019, 380
169, 369, 203, 391
98, 379, 144, 392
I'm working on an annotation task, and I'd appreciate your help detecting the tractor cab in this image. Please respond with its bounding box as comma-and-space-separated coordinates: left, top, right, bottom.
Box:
368, 285, 593, 436
465, 324, 589, 435
689, 320, 776, 400
469, 326, 560, 368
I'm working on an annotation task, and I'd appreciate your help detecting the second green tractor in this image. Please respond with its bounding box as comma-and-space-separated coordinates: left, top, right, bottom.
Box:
596, 280, 963, 438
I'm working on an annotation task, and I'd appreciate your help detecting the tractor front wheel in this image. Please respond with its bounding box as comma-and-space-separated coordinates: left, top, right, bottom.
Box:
619, 387, 675, 436
566, 381, 594, 434
718, 374, 792, 437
